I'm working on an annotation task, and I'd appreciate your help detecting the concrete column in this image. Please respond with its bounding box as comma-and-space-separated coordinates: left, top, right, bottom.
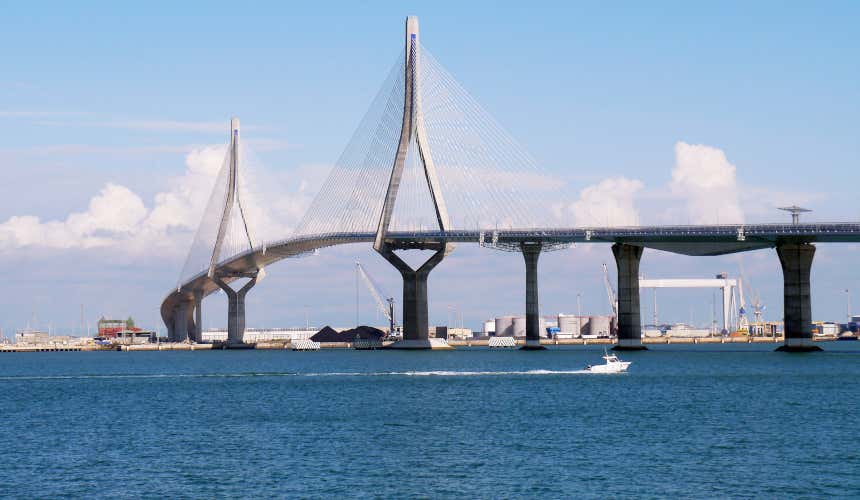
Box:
166, 320, 176, 342
213, 275, 258, 345
521, 243, 545, 350
193, 289, 203, 343
776, 243, 820, 352
378, 245, 451, 349
174, 301, 190, 342
612, 243, 646, 350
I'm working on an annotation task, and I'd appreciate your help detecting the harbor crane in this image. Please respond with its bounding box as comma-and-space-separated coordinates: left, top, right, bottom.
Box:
355, 261, 399, 336
737, 277, 750, 333
602, 263, 618, 317
738, 261, 765, 334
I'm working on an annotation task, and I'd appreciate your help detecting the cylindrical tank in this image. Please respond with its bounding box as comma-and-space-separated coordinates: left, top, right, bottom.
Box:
483, 320, 495, 335
512, 316, 546, 337
558, 314, 580, 335
589, 315, 611, 337
579, 316, 591, 336
512, 316, 526, 337
494, 316, 515, 337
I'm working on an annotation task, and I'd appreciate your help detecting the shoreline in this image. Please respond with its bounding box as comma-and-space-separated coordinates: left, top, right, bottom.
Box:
1, 335, 854, 352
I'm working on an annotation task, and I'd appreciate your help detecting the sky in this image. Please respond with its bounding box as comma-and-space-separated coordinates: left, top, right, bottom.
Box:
1, 1, 859, 336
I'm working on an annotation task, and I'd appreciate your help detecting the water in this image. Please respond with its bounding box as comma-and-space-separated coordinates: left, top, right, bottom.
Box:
2, 344, 859, 498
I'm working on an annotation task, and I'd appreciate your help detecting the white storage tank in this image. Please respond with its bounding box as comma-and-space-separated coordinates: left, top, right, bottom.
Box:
512, 316, 547, 337
513, 316, 526, 337
558, 314, 581, 337
589, 315, 612, 337
483, 320, 495, 335
494, 316, 515, 337
579, 316, 591, 336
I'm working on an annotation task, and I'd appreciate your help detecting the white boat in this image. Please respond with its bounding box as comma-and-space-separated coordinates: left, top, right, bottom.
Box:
585, 350, 631, 373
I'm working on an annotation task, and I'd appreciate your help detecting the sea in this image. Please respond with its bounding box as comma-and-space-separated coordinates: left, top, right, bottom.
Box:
1, 344, 859, 499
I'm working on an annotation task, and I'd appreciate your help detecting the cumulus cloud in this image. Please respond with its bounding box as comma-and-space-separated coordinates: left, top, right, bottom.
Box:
670, 141, 744, 224
561, 177, 643, 227
0, 145, 318, 257
144, 145, 226, 234
0, 184, 147, 250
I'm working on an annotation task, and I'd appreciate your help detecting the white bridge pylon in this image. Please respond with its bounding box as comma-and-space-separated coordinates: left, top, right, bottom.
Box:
374, 16, 450, 251
209, 118, 255, 278
179, 118, 259, 287
171, 118, 263, 344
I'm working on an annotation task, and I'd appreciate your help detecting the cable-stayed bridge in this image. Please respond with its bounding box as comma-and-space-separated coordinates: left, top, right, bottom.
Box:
162, 16, 860, 352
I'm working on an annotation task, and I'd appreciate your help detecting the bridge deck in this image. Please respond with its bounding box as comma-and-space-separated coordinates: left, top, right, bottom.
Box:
162, 222, 860, 326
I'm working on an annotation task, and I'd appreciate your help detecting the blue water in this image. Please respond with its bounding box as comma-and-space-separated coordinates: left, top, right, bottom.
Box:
2, 344, 859, 498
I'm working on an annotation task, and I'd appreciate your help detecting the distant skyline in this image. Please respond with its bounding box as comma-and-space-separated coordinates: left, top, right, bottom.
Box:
1, 1, 858, 336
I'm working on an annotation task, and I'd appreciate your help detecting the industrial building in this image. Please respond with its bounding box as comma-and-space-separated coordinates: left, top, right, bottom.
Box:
483, 314, 614, 339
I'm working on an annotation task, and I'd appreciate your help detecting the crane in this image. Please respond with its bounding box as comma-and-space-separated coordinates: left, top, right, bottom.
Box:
737, 277, 749, 333
355, 261, 398, 336
738, 261, 765, 334
602, 263, 618, 317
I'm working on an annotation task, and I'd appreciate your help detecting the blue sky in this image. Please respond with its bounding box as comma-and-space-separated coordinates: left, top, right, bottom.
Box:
1, 1, 858, 335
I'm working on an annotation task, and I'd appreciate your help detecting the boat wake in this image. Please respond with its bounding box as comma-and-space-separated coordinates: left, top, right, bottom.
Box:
0, 369, 595, 381
311, 369, 590, 377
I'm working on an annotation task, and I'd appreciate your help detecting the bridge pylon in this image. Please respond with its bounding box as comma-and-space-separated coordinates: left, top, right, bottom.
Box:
375, 16, 453, 349
166, 118, 262, 345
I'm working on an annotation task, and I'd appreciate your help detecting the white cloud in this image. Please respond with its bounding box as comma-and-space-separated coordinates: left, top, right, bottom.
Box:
670, 141, 744, 224
0, 145, 316, 257
0, 184, 147, 250
564, 177, 643, 227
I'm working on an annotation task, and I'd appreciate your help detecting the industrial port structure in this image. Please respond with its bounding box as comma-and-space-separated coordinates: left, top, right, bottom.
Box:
162, 16, 860, 353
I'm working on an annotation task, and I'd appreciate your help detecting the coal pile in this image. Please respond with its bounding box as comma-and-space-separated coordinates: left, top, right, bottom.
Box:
339, 325, 385, 340
310, 326, 385, 342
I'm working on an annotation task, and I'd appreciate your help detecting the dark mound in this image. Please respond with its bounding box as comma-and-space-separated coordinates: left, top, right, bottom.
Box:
310, 325, 385, 342
310, 326, 342, 342
339, 325, 385, 340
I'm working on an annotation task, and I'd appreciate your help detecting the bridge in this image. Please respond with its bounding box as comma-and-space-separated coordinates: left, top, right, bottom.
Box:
161, 16, 860, 352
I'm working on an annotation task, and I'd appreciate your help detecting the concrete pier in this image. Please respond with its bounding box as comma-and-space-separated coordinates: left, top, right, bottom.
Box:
776, 243, 821, 352
612, 243, 646, 350
213, 273, 258, 345
193, 288, 203, 343
521, 243, 545, 350
172, 300, 194, 342
378, 246, 452, 349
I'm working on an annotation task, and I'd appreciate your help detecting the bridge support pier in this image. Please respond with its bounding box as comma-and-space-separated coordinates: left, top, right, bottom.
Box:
378, 246, 452, 349
521, 243, 545, 350
193, 288, 203, 343
213, 273, 258, 346
173, 299, 194, 342
612, 243, 647, 351
776, 243, 821, 352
